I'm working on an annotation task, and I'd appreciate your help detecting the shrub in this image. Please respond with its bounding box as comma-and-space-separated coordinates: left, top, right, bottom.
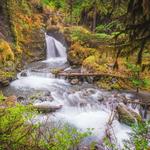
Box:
104, 121, 150, 150
0, 93, 90, 150
0, 39, 14, 63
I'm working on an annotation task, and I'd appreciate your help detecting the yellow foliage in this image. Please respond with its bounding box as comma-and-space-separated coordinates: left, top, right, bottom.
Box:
0, 39, 14, 63
68, 42, 96, 65
69, 26, 90, 34
82, 55, 108, 73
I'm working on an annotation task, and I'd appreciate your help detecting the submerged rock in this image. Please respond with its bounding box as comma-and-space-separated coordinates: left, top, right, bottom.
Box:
117, 103, 142, 126
70, 78, 79, 85
20, 71, 28, 77
33, 102, 62, 113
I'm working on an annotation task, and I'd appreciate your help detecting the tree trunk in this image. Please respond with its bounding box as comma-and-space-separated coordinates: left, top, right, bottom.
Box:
92, 4, 97, 32
137, 40, 146, 65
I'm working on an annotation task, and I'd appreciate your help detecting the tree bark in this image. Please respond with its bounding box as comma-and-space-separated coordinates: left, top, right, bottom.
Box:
92, 3, 97, 32
137, 40, 146, 65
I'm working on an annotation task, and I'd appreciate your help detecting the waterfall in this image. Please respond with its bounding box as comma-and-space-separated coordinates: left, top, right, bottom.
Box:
45, 33, 67, 59
9, 33, 132, 149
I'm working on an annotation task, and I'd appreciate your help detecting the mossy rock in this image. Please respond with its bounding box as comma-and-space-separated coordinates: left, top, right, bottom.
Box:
68, 43, 96, 66
0, 39, 14, 63
117, 103, 142, 126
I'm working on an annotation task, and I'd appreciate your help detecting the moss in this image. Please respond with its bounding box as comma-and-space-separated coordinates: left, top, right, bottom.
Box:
0, 39, 14, 63
82, 54, 108, 73
68, 42, 96, 66
64, 26, 114, 48
97, 81, 111, 90
111, 82, 121, 90
0, 70, 15, 79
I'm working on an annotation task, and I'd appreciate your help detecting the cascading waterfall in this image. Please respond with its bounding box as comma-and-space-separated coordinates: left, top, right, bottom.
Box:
8, 34, 132, 148
45, 33, 67, 63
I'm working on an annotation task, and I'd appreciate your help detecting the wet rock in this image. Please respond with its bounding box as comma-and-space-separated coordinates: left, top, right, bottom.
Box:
44, 91, 51, 97
17, 96, 26, 102
124, 93, 135, 100
17, 96, 29, 105
70, 78, 79, 85
87, 89, 96, 95
1, 79, 10, 87
97, 95, 104, 102
20, 71, 27, 77
111, 77, 117, 84
33, 102, 62, 113
147, 110, 150, 120
117, 103, 142, 126
38, 96, 53, 102
77, 136, 104, 150
79, 99, 87, 107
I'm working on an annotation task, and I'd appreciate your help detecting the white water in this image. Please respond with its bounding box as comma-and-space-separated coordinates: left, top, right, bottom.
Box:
10, 34, 131, 148
45, 33, 67, 63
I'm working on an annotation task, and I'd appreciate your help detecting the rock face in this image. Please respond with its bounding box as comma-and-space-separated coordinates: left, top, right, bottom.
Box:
33, 102, 62, 113
117, 103, 142, 126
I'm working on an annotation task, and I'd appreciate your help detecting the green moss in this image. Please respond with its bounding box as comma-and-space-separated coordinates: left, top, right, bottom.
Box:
82, 54, 108, 73
0, 39, 14, 63
68, 43, 97, 66
0, 70, 15, 79
111, 82, 121, 90
65, 26, 113, 46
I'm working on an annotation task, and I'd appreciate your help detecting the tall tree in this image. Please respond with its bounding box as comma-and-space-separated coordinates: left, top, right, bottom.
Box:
114, 0, 150, 65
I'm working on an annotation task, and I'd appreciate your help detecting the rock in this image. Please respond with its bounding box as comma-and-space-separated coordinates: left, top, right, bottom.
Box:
17, 96, 26, 102
44, 91, 51, 97
20, 71, 28, 77
33, 102, 62, 113
70, 78, 79, 85
1, 79, 10, 87
124, 93, 135, 100
147, 110, 150, 120
97, 95, 104, 102
86, 89, 96, 94
17, 96, 28, 105
111, 77, 117, 84
5, 95, 17, 107
38, 96, 53, 102
117, 103, 142, 126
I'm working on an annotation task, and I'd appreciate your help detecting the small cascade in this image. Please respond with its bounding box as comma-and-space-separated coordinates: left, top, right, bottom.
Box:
45, 33, 67, 60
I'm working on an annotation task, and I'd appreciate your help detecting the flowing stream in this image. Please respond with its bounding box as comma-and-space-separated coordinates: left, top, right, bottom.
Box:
4, 33, 133, 148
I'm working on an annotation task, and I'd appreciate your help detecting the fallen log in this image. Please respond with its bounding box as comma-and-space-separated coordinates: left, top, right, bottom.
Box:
58, 72, 127, 79
127, 100, 150, 106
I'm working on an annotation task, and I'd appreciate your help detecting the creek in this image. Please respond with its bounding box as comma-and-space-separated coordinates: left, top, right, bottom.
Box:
3, 33, 138, 148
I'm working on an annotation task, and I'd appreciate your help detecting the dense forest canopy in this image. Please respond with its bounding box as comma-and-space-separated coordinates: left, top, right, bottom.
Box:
39, 0, 150, 66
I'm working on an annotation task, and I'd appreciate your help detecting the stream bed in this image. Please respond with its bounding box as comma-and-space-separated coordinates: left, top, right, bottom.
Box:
2, 34, 147, 149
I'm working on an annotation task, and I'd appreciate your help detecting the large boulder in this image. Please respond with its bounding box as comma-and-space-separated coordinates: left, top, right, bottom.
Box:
33, 102, 62, 113
117, 103, 142, 126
